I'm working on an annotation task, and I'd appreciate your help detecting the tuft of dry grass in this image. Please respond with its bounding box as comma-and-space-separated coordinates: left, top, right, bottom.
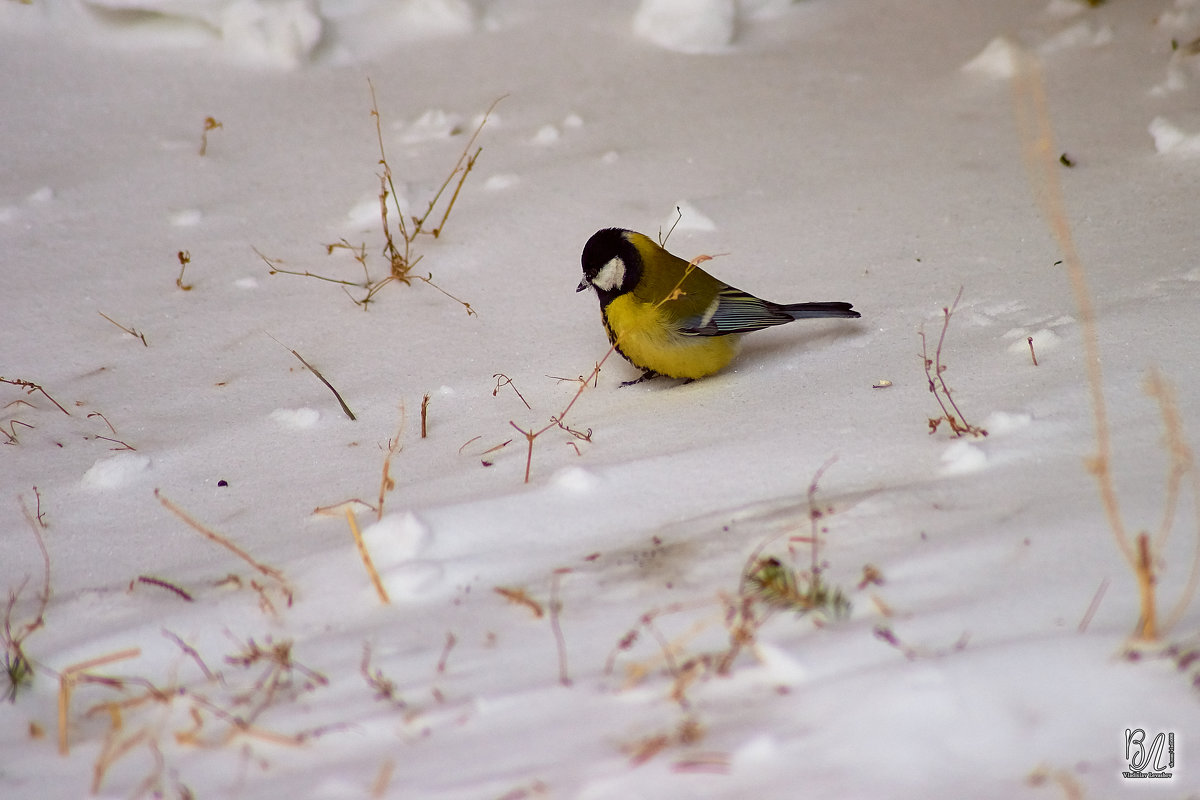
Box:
3, 495, 51, 703
606, 461, 852, 711
261, 82, 498, 313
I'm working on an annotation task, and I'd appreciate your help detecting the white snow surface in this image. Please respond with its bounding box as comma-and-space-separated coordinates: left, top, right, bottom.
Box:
3, 1, 1200, 798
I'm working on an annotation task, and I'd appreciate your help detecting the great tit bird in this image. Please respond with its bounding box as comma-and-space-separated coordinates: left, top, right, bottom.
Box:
577, 228, 860, 384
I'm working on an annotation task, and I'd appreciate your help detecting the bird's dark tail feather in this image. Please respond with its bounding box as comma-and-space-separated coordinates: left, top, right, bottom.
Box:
780, 301, 860, 320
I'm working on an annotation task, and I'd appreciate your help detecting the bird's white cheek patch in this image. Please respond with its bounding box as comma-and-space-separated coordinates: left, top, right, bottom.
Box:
592, 256, 625, 291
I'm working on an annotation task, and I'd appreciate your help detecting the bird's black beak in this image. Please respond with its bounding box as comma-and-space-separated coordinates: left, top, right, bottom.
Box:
576, 278, 589, 292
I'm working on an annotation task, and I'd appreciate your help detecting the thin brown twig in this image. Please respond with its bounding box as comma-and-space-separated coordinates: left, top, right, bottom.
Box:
135, 576, 193, 602
436, 632, 457, 675
379, 410, 405, 521
346, 508, 389, 605
154, 490, 288, 586
98, 311, 149, 347
550, 569, 572, 686
0, 377, 70, 416
268, 334, 356, 421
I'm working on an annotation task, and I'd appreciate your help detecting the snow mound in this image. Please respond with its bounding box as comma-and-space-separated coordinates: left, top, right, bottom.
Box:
633, 0, 736, 55
962, 36, 1022, 80
940, 439, 987, 475
666, 200, 717, 232
269, 407, 320, 428
218, 0, 323, 68
82, 453, 152, 489
361, 511, 433, 562
1149, 115, 1200, 155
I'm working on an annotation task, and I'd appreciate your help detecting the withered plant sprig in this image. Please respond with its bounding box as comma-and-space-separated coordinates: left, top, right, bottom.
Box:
155, 489, 293, 613
3, 495, 51, 703
920, 288, 986, 438
505, 254, 713, 483
262, 83, 498, 312
1, 376, 71, 416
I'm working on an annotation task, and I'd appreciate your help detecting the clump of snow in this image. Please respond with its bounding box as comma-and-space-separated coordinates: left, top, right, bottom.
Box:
218, 0, 323, 68
483, 172, 520, 191
665, 200, 717, 232
269, 407, 320, 428
401, 109, 465, 143
1005, 327, 1063, 357
939, 439, 987, 475
81, 453, 152, 489
1038, 20, 1113, 54
982, 410, 1032, 436
549, 465, 600, 492
962, 36, 1022, 79
361, 511, 433, 562
633, 0, 736, 54
531, 124, 561, 145
170, 208, 204, 227
1149, 115, 1200, 155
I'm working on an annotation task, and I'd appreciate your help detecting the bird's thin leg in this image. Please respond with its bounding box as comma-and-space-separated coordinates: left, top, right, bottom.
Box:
619, 369, 660, 387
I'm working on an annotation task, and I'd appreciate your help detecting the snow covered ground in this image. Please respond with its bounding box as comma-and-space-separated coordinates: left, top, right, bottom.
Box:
3, 0, 1200, 797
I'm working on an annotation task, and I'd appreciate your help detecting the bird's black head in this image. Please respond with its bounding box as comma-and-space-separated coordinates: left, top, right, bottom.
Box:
578, 228, 643, 305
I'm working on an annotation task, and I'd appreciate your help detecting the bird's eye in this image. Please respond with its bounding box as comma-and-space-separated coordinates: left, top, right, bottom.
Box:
592, 256, 625, 291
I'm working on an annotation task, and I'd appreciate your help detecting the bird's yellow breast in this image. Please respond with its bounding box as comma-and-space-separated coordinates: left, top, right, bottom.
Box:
603, 294, 740, 380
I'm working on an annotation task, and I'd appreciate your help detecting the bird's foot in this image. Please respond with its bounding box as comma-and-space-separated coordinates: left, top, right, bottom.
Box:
619, 370, 660, 387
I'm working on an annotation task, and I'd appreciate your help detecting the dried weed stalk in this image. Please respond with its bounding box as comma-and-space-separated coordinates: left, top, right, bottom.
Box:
267, 333, 356, 420
263, 82, 497, 313
0, 376, 71, 416
3, 496, 51, 703
346, 507, 390, 605
155, 489, 293, 613
608, 461, 851, 708
504, 255, 713, 483
920, 288, 986, 438
98, 311, 149, 347
1014, 51, 1200, 643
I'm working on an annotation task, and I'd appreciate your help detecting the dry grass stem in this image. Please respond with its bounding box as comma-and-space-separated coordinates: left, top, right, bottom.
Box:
920, 288, 986, 438
346, 508, 390, 604
4, 496, 52, 702
1077, 578, 1109, 634
493, 373, 531, 410
378, 410, 405, 521
361, 643, 405, 707
1, 377, 71, 416
550, 569, 572, 686
176, 249, 194, 290
371, 758, 395, 798
494, 586, 544, 618
154, 490, 292, 607
57, 647, 142, 755
198, 116, 222, 156
134, 575, 194, 602
510, 344, 618, 483
267, 334, 356, 420
98, 311, 149, 346
1014, 51, 1200, 641
420, 392, 430, 438
436, 632, 457, 675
